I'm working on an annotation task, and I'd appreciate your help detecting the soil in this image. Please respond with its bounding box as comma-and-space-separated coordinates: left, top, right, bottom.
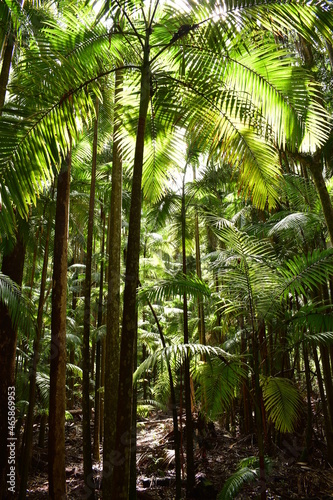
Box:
25, 411, 333, 499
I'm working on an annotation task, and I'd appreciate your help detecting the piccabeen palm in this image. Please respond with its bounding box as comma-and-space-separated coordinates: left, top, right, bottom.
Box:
0, 0, 332, 498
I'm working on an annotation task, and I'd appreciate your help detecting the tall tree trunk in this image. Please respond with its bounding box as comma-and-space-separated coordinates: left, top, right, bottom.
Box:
82, 99, 99, 499
181, 172, 195, 496
48, 145, 71, 500
93, 205, 106, 461
192, 166, 206, 349
19, 211, 52, 499
102, 68, 124, 496
0, 233, 26, 497
111, 39, 150, 499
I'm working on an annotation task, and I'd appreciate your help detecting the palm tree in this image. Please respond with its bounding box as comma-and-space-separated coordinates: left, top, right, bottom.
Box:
0, 1, 332, 498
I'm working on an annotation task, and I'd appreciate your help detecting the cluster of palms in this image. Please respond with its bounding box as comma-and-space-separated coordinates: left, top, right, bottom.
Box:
0, 0, 333, 499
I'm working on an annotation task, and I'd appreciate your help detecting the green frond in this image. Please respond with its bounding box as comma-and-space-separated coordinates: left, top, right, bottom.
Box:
66, 363, 83, 379
36, 371, 50, 409
279, 248, 333, 299
138, 274, 211, 304
218, 454, 272, 500
134, 343, 234, 385
0, 272, 34, 335
194, 359, 248, 419
262, 376, 304, 433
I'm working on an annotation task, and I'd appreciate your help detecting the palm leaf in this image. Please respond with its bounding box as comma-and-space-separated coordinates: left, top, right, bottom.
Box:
218, 455, 272, 500
0, 272, 34, 334
262, 376, 303, 433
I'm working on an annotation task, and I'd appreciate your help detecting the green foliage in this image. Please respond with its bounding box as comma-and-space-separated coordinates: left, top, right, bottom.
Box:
0, 272, 34, 334
218, 456, 272, 500
194, 359, 248, 419
261, 376, 304, 433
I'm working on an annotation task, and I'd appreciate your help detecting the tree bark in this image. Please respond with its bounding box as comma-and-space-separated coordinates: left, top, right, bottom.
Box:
102, 68, 124, 496
48, 146, 71, 500
19, 211, 52, 499
111, 40, 150, 499
82, 99, 99, 499
93, 205, 106, 461
0, 32, 14, 111
0, 233, 26, 497
181, 172, 195, 496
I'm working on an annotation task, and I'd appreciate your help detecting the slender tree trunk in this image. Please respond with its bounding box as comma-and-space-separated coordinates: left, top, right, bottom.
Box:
313, 347, 333, 463
129, 329, 138, 500
301, 343, 312, 461
48, 145, 72, 500
102, 68, 124, 496
111, 39, 150, 499
307, 159, 333, 245
181, 172, 195, 496
93, 206, 106, 461
82, 99, 99, 499
0, 32, 14, 111
193, 166, 206, 349
0, 233, 26, 497
19, 213, 52, 499
144, 289, 182, 499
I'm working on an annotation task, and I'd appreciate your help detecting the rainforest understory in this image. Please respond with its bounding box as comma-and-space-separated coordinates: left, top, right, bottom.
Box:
26, 409, 333, 499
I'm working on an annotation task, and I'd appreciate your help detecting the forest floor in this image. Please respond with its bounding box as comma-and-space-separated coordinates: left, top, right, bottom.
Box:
26, 410, 333, 499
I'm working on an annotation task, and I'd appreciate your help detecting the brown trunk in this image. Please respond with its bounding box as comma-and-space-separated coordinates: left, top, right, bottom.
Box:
19, 213, 52, 499
48, 146, 71, 499
112, 41, 150, 499
93, 205, 106, 461
103, 69, 123, 496
307, 159, 333, 246
0, 32, 14, 111
181, 171, 195, 496
0, 234, 26, 497
82, 99, 99, 499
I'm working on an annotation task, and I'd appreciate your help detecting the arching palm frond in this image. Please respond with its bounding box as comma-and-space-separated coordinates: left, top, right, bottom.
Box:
0, 272, 34, 334
194, 358, 248, 419
134, 343, 235, 385
218, 455, 272, 500
261, 376, 304, 433
138, 274, 211, 304
278, 248, 333, 299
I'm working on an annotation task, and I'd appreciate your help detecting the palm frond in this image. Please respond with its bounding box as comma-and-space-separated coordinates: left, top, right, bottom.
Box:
0, 272, 34, 334
218, 455, 272, 500
262, 376, 304, 433
138, 274, 211, 304
194, 358, 248, 419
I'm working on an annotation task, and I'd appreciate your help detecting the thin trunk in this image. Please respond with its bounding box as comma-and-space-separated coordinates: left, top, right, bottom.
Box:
93, 206, 105, 461
307, 159, 333, 246
141, 281, 181, 498
192, 166, 205, 349
19, 214, 52, 499
100, 337, 106, 441
112, 39, 150, 499
103, 68, 123, 496
82, 99, 99, 499
129, 329, 138, 500
181, 173, 195, 496
0, 233, 26, 497
48, 145, 71, 500
313, 347, 333, 463
301, 343, 312, 461
0, 32, 14, 110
